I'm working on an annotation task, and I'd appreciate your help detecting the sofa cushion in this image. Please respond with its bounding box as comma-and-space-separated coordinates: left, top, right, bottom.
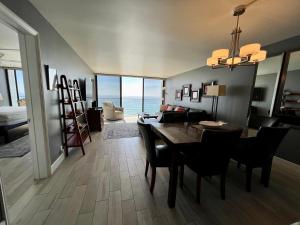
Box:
187, 110, 208, 123
159, 111, 186, 123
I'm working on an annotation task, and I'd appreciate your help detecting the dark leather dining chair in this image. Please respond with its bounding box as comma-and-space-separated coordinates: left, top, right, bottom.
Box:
231, 127, 289, 192
261, 117, 278, 128
179, 129, 242, 202
137, 118, 175, 193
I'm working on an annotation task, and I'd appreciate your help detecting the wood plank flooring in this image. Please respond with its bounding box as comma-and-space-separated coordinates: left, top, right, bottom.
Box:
0, 131, 300, 225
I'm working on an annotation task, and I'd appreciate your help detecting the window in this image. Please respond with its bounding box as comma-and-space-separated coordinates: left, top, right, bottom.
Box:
6, 69, 25, 106
97, 75, 121, 107
144, 79, 162, 114
96, 74, 163, 117
122, 77, 143, 116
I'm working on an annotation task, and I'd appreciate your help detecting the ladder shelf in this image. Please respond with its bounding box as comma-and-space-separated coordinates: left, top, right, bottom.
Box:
59, 75, 92, 157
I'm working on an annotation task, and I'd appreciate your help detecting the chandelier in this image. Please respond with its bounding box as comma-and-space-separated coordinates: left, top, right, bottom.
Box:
207, 4, 266, 70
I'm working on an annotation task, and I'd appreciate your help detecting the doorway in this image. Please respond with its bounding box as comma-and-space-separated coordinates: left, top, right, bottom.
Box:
0, 3, 51, 180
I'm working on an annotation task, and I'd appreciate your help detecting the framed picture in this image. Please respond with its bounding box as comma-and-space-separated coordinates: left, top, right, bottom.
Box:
202, 81, 217, 97
44, 65, 58, 90
190, 89, 201, 102
175, 89, 182, 100
182, 84, 191, 97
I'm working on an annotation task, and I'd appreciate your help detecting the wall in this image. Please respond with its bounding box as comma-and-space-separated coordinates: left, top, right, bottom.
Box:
0, 68, 9, 106
166, 66, 256, 127
251, 73, 277, 116
1, 0, 94, 163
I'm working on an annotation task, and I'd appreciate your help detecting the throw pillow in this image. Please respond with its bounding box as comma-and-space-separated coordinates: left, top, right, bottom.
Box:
174, 106, 185, 112
166, 105, 174, 111
160, 104, 169, 112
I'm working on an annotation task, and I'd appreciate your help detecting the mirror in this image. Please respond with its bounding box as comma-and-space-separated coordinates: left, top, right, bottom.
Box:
280, 50, 300, 117
248, 54, 283, 128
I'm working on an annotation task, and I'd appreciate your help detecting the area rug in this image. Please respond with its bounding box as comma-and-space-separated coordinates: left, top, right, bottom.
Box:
0, 135, 30, 158
103, 122, 140, 140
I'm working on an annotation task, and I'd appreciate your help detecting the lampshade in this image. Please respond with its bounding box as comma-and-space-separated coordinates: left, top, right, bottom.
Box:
212, 49, 229, 59
206, 85, 226, 97
249, 50, 267, 62
207, 57, 219, 66
0, 93, 3, 101
226, 57, 241, 65
239, 43, 261, 57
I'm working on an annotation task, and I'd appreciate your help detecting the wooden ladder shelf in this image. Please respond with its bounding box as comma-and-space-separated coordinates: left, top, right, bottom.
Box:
58, 75, 92, 157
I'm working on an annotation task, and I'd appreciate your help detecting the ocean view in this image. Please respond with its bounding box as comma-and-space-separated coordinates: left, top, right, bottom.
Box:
98, 96, 161, 116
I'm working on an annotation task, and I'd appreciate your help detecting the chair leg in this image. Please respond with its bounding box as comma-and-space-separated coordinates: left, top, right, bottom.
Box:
145, 160, 149, 177
150, 166, 156, 193
261, 165, 272, 188
246, 166, 253, 192
196, 174, 201, 203
179, 164, 184, 189
220, 173, 226, 200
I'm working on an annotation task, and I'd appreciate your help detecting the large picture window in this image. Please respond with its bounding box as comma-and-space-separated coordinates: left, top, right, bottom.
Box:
144, 79, 163, 114
96, 75, 163, 116
122, 77, 143, 116
97, 75, 121, 107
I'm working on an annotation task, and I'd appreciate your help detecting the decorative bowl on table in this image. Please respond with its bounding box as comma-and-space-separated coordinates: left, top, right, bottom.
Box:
199, 121, 227, 128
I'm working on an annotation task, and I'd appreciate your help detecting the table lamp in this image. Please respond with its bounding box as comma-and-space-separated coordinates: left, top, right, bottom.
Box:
206, 85, 226, 121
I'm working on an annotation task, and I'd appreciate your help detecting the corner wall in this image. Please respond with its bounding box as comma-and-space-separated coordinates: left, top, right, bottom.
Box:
166, 66, 256, 127
1, 0, 94, 163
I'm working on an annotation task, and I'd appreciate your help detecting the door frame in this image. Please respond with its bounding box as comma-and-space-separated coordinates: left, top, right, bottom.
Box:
0, 3, 51, 179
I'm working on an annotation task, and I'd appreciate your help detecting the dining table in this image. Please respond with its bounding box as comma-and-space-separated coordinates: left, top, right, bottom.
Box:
150, 122, 243, 208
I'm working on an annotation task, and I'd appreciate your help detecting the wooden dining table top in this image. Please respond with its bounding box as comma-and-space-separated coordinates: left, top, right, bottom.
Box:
150, 122, 243, 146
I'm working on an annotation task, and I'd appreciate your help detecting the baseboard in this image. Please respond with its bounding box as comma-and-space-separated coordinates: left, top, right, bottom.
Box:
50, 153, 65, 174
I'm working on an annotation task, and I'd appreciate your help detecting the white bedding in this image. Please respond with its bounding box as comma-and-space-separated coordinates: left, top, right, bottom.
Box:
0, 106, 27, 126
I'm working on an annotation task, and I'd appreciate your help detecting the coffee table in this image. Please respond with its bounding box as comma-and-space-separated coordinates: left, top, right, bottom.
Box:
138, 112, 158, 119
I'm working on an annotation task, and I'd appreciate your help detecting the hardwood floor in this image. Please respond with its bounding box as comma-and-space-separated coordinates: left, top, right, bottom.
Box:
1, 131, 300, 225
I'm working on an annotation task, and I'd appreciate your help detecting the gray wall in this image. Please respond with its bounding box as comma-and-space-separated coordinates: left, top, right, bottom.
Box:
166, 66, 256, 127
251, 73, 277, 116
1, 0, 94, 163
0, 68, 9, 106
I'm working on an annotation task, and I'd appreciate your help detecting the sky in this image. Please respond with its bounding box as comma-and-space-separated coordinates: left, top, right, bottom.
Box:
97, 75, 162, 97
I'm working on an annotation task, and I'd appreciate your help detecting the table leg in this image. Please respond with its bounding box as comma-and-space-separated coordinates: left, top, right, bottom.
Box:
168, 148, 178, 208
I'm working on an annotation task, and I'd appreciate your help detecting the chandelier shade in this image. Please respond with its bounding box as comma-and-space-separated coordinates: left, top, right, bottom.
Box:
239, 43, 261, 57
249, 50, 267, 62
206, 4, 267, 70
207, 57, 219, 66
212, 49, 229, 59
226, 57, 241, 65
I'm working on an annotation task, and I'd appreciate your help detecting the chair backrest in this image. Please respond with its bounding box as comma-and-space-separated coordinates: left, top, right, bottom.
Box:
261, 117, 278, 128
103, 102, 114, 108
103, 102, 115, 120
137, 119, 156, 164
256, 127, 289, 156
200, 129, 243, 173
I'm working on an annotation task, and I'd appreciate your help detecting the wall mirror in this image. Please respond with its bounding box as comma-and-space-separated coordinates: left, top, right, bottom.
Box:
279, 50, 300, 117
248, 54, 283, 128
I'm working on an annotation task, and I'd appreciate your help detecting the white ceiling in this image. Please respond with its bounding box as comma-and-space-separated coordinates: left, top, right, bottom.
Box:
0, 22, 21, 68
29, 0, 300, 78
